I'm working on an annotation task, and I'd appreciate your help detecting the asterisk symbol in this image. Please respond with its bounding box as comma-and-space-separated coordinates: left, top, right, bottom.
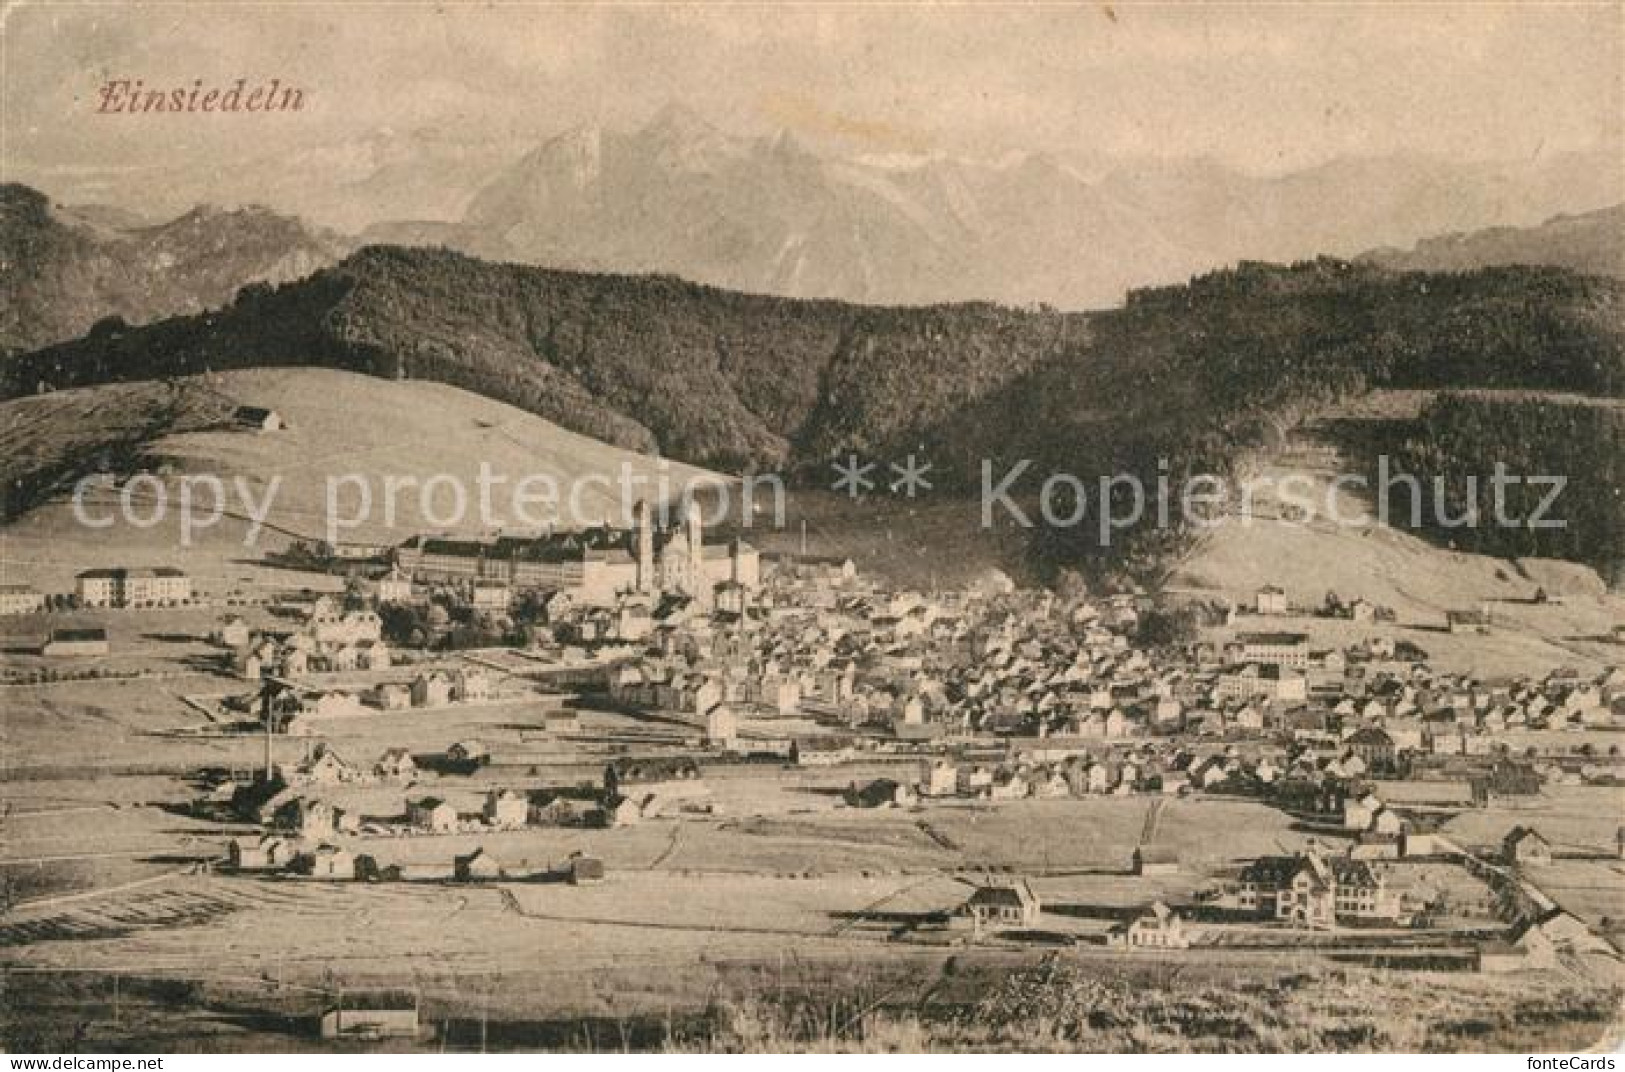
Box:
889, 454, 933, 497
831, 454, 876, 499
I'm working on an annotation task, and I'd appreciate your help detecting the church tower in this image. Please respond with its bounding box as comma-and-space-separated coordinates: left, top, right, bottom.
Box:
634, 500, 654, 592
685, 500, 704, 598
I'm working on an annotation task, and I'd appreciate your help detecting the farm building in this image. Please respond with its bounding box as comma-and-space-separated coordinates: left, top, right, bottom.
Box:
233, 405, 285, 431
453, 847, 504, 882
408, 797, 458, 833
1502, 826, 1553, 867
543, 709, 581, 734
1132, 845, 1181, 876
40, 626, 109, 657
446, 740, 490, 767
319, 991, 418, 1040
483, 789, 528, 829
228, 834, 295, 871
844, 778, 915, 808
567, 852, 605, 885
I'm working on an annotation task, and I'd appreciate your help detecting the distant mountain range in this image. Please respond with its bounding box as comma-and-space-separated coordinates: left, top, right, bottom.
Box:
1360, 204, 1624, 277
0, 183, 350, 353
6, 107, 1621, 338
359, 106, 1621, 308
5, 105, 1621, 359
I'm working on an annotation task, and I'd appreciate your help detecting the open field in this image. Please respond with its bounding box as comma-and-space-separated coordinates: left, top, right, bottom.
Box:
1442, 785, 1625, 856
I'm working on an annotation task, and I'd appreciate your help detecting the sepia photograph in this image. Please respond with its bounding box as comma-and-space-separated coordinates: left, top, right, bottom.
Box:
0, 0, 1622, 1057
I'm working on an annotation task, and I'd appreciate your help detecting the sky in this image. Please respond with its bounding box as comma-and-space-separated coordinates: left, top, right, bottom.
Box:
3, 2, 1621, 207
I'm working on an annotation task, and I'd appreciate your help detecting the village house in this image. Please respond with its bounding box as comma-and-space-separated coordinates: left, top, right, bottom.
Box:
228, 834, 295, 871
1255, 586, 1289, 616
1345, 726, 1398, 771
283, 745, 363, 787
409, 671, 454, 708
1215, 663, 1307, 703
484, 788, 529, 829
374, 748, 417, 782
1502, 826, 1553, 867
295, 844, 357, 880
309, 608, 383, 648
273, 797, 340, 840
300, 690, 366, 721
369, 682, 412, 711
470, 582, 511, 612
454, 847, 505, 882
958, 880, 1042, 932
213, 616, 252, 648
408, 797, 458, 833
1115, 901, 1190, 949
527, 791, 590, 828
451, 668, 494, 702
705, 703, 739, 750
355, 639, 392, 671
919, 759, 959, 798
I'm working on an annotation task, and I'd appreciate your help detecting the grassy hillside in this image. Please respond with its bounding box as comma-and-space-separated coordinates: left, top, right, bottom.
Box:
0, 369, 722, 591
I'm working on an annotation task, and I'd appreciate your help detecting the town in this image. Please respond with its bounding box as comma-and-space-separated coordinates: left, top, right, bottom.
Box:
4, 491, 1622, 1047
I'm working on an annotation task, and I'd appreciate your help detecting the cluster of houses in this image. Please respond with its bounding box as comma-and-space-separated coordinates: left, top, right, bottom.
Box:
223, 745, 709, 884
216, 596, 391, 679
193, 556, 1624, 968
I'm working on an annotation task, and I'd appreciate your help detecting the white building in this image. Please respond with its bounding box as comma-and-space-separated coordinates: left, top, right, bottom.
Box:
76, 567, 191, 607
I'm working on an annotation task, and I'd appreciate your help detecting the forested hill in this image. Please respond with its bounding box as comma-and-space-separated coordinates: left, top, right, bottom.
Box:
2, 245, 1088, 467
5, 246, 1621, 482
